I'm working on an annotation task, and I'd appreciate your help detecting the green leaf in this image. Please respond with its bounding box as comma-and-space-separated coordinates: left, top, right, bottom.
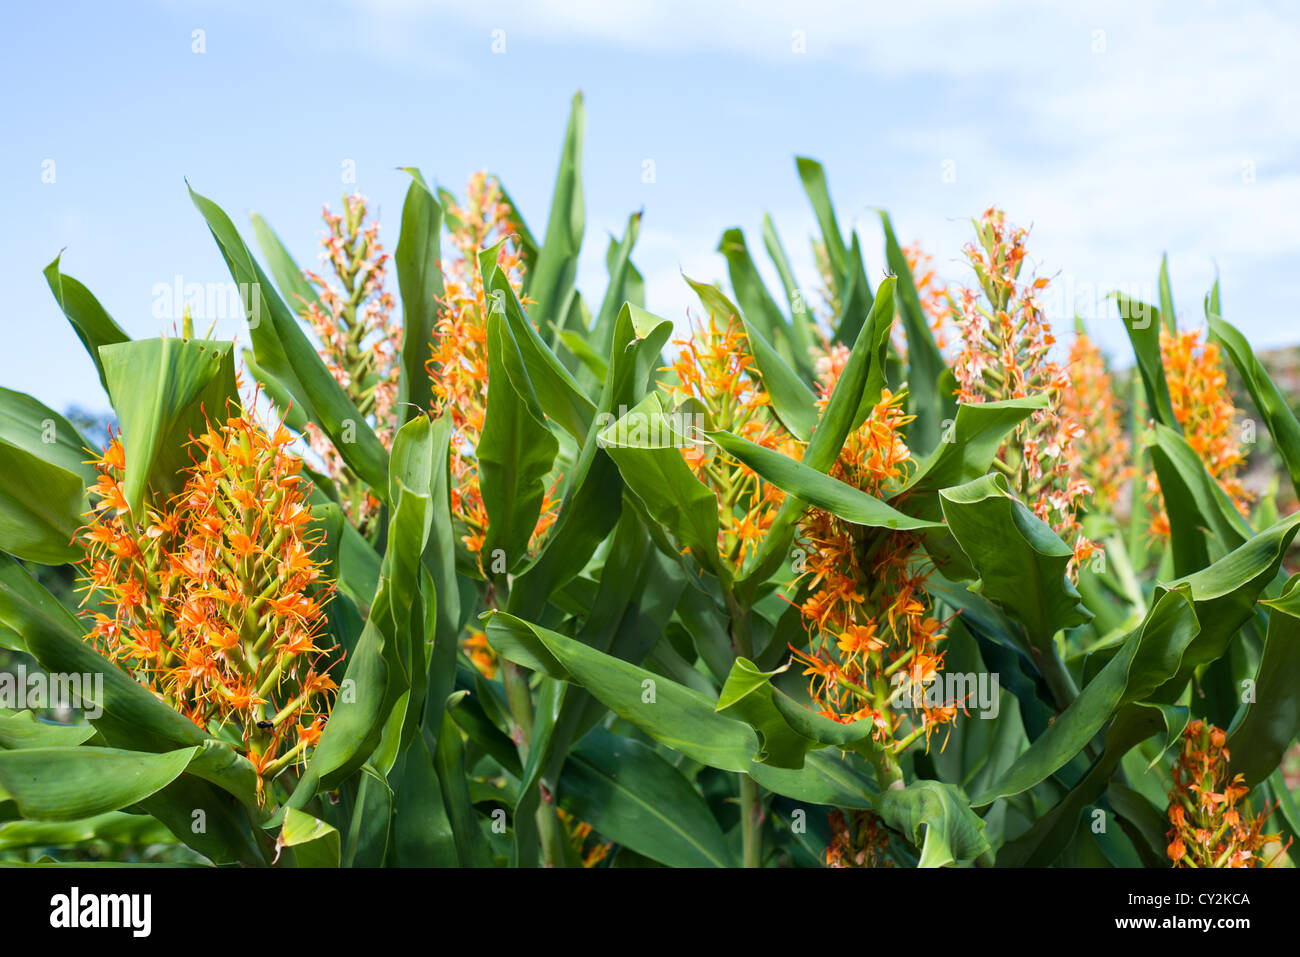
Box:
939, 473, 1092, 644
0, 387, 94, 484
717, 228, 799, 366
880, 210, 951, 455
533, 92, 585, 340
479, 310, 561, 575
875, 779, 990, 868
794, 157, 848, 303
0, 746, 197, 821
559, 727, 736, 867
894, 395, 1049, 520
590, 211, 643, 361
0, 439, 86, 565
1147, 423, 1252, 575
277, 807, 340, 868
484, 266, 595, 443
249, 212, 320, 316
435, 699, 492, 867
760, 213, 818, 375
0, 811, 175, 852
1114, 291, 1176, 429
597, 394, 726, 583
971, 588, 1200, 807
484, 612, 759, 772
100, 336, 238, 517
715, 659, 827, 769
735, 279, 898, 598
1225, 574, 1300, 785
747, 749, 875, 809
995, 702, 1185, 866
43, 253, 130, 397
188, 184, 389, 495
706, 428, 940, 532
1208, 313, 1300, 500
831, 232, 875, 347
0, 710, 96, 750
1151, 510, 1300, 699
395, 168, 445, 423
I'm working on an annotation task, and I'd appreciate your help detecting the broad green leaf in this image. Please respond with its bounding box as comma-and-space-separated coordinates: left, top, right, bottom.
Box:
715, 659, 826, 768
706, 428, 940, 532
748, 748, 876, 808
0, 439, 85, 564
100, 336, 238, 516
831, 232, 874, 347
533, 92, 585, 341
717, 227, 798, 366
391, 736, 458, 866
0, 387, 94, 484
598, 394, 726, 583
1151, 509, 1300, 698
760, 213, 818, 375
736, 279, 898, 598
43, 254, 129, 396
794, 157, 848, 303
249, 212, 320, 316
484, 611, 759, 772
277, 807, 340, 868
0, 746, 197, 821
875, 779, 990, 868
435, 698, 492, 867
1208, 313, 1300, 500
590, 211, 643, 360
893, 394, 1049, 520
484, 266, 595, 442
996, 702, 1185, 867
479, 310, 561, 575
560, 727, 736, 867
1114, 291, 1176, 429
940, 473, 1092, 645
0, 710, 96, 750
971, 588, 1199, 807
1225, 574, 1300, 785
1147, 422, 1252, 575
0, 811, 174, 852
395, 168, 444, 423
880, 210, 951, 455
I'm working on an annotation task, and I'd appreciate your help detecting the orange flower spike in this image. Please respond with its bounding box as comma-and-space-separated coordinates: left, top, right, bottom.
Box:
1165, 720, 1288, 867
949, 208, 1093, 574
77, 408, 340, 798
1147, 327, 1253, 538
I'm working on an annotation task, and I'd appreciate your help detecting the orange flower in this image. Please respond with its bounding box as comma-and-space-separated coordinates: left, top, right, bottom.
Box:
787, 353, 955, 752
78, 412, 339, 796
425, 172, 560, 582
902, 242, 954, 351
664, 313, 803, 571
1165, 720, 1289, 867
825, 809, 894, 868
1062, 332, 1132, 510
1147, 327, 1253, 539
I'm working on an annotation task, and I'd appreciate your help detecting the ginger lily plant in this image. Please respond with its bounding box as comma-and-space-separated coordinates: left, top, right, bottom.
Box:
1, 92, 1298, 869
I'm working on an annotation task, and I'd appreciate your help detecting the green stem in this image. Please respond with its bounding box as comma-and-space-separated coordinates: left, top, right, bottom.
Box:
740, 774, 763, 868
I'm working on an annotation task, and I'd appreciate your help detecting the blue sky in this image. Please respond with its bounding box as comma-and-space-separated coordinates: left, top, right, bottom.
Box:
3, 0, 1297, 414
